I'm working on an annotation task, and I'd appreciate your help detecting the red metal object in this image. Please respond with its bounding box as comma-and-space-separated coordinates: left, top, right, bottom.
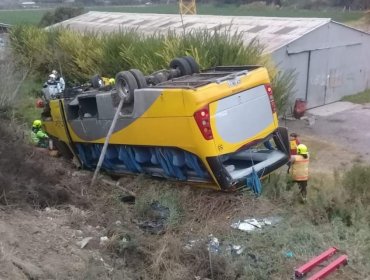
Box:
293, 98, 307, 119
307, 255, 348, 280
295, 247, 337, 278
35, 98, 45, 108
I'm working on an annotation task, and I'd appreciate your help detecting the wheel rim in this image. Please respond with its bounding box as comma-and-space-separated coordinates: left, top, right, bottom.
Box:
117, 78, 129, 100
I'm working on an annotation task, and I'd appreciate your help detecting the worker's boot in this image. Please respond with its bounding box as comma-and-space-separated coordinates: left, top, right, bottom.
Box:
299, 184, 307, 203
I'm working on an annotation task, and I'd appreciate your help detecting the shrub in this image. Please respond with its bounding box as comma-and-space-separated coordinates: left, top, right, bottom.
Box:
9, 25, 295, 114
39, 6, 85, 27
342, 164, 370, 203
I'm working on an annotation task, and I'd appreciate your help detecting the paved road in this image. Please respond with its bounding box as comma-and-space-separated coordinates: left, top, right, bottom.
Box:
283, 102, 370, 162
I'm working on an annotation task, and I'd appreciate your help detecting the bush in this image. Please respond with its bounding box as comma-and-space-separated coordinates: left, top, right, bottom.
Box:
342, 164, 370, 203
0, 52, 30, 118
9, 25, 295, 114
38, 6, 85, 27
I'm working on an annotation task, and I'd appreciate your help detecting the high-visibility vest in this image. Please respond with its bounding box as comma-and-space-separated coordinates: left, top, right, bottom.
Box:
290, 139, 298, 155
31, 129, 48, 145
31, 130, 40, 145
291, 155, 309, 181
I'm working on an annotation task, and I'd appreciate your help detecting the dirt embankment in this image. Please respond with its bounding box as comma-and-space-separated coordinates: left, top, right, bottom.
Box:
0, 123, 109, 280
0, 121, 367, 280
0, 122, 249, 280
0, 124, 85, 208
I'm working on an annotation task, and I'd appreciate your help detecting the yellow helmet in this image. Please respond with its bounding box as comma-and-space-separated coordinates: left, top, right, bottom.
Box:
33, 120, 42, 128
297, 144, 308, 155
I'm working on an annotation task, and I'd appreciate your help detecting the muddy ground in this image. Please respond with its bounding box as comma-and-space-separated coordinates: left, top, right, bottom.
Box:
0, 114, 366, 280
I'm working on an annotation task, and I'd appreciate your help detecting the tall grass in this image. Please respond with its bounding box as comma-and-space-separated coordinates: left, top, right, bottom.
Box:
9, 25, 295, 113
0, 48, 29, 118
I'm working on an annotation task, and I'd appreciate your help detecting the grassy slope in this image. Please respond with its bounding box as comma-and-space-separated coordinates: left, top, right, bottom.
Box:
0, 4, 363, 25
0, 9, 50, 25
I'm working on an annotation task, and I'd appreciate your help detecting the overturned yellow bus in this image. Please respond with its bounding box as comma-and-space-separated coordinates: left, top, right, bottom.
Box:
42, 56, 290, 191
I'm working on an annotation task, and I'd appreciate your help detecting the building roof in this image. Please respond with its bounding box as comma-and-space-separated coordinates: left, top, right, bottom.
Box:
52, 11, 332, 53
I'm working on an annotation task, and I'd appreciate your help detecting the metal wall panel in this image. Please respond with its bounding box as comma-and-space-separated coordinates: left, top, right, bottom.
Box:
274, 22, 370, 109
306, 49, 329, 107
324, 44, 363, 104
280, 51, 309, 100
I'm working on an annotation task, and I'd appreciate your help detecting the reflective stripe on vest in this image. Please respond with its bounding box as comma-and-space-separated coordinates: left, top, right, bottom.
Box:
291, 155, 309, 181
31, 131, 40, 144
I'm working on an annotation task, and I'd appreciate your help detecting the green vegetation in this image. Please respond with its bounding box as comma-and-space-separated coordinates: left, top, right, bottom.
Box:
0, 4, 364, 25
38, 6, 84, 27
0, 9, 50, 25
14, 78, 43, 125
342, 89, 370, 104
9, 25, 295, 113
102, 164, 370, 279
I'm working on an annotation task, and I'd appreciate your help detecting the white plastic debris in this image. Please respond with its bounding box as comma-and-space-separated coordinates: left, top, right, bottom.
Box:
184, 239, 199, 250
226, 244, 244, 255
121, 237, 128, 244
100, 236, 109, 246
77, 237, 93, 248
263, 217, 282, 226
245, 219, 263, 228
231, 217, 281, 232
231, 222, 255, 231
208, 235, 220, 253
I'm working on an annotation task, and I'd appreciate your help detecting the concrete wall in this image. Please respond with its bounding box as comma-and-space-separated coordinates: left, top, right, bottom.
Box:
272, 22, 370, 109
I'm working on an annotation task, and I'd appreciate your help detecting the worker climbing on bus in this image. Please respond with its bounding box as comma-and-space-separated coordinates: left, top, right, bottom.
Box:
31, 120, 49, 148
287, 143, 309, 202
51, 69, 66, 92
289, 132, 301, 155
287, 132, 301, 173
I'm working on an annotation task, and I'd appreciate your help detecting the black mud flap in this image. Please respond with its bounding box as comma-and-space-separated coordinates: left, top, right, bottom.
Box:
273, 126, 290, 156
206, 157, 233, 191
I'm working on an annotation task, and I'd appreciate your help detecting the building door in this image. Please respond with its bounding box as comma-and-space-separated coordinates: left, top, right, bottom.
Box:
324, 44, 362, 104
306, 49, 329, 108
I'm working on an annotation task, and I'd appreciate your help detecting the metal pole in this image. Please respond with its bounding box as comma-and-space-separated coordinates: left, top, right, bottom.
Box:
90, 98, 124, 187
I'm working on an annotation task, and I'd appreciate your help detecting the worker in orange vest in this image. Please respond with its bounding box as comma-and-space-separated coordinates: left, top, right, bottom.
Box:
289, 144, 309, 202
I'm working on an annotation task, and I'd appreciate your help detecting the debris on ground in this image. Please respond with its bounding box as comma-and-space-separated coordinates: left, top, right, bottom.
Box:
77, 237, 93, 249
208, 234, 220, 253
284, 251, 294, 258
119, 194, 136, 204
231, 217, 282, 232
138, 201, 170, 234
227, 245, 244, 256
185, 235, 244, 256
100, 236, 109, 246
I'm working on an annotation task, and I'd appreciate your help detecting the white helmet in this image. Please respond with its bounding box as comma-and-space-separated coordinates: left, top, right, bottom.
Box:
52, 70, 58, 75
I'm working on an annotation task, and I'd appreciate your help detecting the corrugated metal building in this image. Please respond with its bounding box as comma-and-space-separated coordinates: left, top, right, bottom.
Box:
54, 12, 370, 108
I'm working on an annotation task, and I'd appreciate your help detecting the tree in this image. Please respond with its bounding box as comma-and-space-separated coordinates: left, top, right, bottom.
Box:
39, 6, 85, 27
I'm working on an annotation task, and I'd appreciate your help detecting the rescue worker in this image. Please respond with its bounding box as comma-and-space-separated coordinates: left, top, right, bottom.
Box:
287, 132, 301, 173
52, 69, 65, 92
31, 120, 49, 148
45, 73, 59, 99
289, 132, 301, 155
288, 144, 309, 202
